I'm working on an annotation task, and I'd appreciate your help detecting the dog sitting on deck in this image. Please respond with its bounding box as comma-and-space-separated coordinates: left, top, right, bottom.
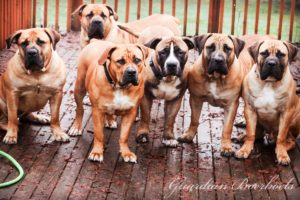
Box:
0, 28, 69, 144
235, 39, 300, 165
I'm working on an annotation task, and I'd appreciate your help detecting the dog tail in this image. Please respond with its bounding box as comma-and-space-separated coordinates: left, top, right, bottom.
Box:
117, 24, 140, 38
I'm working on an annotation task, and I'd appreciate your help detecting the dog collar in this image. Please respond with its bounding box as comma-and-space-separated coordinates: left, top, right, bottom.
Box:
149, 59, 163, 80
103, 62, 115, 86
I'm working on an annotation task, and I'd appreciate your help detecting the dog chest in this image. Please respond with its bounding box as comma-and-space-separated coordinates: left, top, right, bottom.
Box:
151, 78, 181, 101
251, 84, 282, 118
104, 90, 135, 114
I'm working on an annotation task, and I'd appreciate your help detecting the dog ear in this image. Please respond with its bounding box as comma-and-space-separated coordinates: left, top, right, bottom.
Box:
72, 4, 87, 17
98, 46, 117, 65
193, 34, 212, 54
182, 37, 194, 50
228, 35, 245, 57
248, 41, 264, 63
283, 42, 298, 62
136, 44, 150, 60
144, 38, 162, 49
106, 5, 118, 21
44, 28, 61, 50
6, 30, 22, 49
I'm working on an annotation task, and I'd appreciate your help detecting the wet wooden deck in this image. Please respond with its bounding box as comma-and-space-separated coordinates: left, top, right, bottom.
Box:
0, 32, 300, 200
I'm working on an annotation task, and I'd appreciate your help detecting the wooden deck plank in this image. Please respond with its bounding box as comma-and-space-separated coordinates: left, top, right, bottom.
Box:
161, 101, 183, 200
105, 122, 138, 199
125, 101, 160, 199
143, 101, 167, 200
181, 94, 199, 199
259, 146, 287, 200
197, 103, 216, 200
209, 105, 235, 200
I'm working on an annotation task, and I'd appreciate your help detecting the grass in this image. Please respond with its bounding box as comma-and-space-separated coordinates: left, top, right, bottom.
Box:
35, 0, 300, 42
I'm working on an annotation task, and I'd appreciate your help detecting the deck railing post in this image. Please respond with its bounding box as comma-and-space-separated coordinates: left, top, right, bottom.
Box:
67, 0, 82, 32
208, 0, 221, 33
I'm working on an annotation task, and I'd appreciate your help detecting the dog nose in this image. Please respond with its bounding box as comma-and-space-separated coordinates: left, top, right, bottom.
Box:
213, 57, 225, 64
92, 20, 102, 25
27, 48, 38, 57
167, 63, 177, 69
127, 68, 137, 76
267, 60, 276, 67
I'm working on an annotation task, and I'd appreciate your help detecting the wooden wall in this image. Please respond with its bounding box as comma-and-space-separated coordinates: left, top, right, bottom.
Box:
0, 0, 32, 49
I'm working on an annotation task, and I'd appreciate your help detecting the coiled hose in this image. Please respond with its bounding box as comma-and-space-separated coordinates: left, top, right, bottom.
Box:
0, 150, 24, 188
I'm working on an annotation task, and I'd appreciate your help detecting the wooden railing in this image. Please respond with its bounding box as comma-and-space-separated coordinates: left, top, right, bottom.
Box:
0, 0, 299, 49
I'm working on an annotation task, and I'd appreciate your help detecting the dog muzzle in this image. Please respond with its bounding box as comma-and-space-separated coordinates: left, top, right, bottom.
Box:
25, 47, 44, 71
88, 20, 104, 39
121, 67, 139, 86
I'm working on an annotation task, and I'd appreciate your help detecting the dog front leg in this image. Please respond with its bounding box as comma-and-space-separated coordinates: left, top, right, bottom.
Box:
88, 108, 105, 162
50, 90, 70, 142
162, 96, 183, 147
221, 99, 239, 157
276, 108, 295, 165
235, 102, 257, 159
136, 95, 153, 143
69, 68, 87, 136
178, 95, 203, 143
120, 107, 138, 163
3, 92, 19, 144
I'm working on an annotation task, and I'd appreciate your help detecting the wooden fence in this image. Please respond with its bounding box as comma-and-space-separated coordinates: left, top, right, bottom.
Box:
0, 0, 299, 49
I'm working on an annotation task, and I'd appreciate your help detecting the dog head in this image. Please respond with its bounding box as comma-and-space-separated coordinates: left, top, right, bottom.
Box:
75, 4, 118, 40
145, 36, 194, 77
194, 33, 245, 78
248, 39, 298, 81
98, 44, 149, 87
6, 28, 60, 73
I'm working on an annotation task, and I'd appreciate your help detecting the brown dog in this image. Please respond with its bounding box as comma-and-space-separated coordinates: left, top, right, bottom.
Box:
73, 3, 180, 47
235, 39, 299, 165
177, 34, 249, 156
79, 41, 148, 162
1, 28, 69, 144
136, 36, 194, 146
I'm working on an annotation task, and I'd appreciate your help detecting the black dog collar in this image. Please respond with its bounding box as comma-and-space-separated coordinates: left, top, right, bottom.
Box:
103, 62, 114, 85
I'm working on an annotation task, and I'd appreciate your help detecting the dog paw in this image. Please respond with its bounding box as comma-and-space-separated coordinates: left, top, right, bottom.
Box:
162, 139, 178, 147
235, 147, 252, 159
54, 132, 70, 142
220, 144, 233, 157
136, 133, 149, 143
3, 133, 17, 144
104, 120, 117, 129
276, 152, 291, 166
88, 151, 104, 162
69, 125, 83, 136
121, 151, 137, 163
177, 134, 194, 143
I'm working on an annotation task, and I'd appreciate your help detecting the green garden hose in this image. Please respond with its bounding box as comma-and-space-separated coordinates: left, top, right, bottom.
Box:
0, 150, 24, 188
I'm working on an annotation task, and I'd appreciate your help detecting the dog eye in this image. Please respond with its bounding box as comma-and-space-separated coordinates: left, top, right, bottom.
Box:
36, 39, 45, 46
224, 44, 232, 53
117, 59, 125, 65
133, 58, 141, 64
206, 44, 215, 51
276, 51, 285, 58
86, 12, 94, 18
21, 41, 28, 47
260, 51, 269, 57
101, 13, 107, 19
